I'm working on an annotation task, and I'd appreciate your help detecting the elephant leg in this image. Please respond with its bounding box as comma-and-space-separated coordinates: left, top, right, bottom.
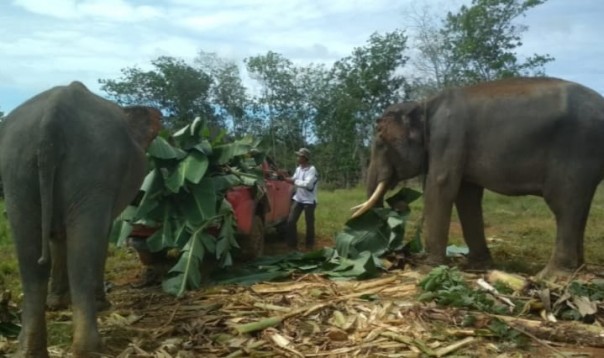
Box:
540, 183, 595, 279
47, 236, 70, 310
47, 234, 110, 312
6, 209, 51, 357
94, 255, 111, 312
66, 208, 112, 356
455, 182, 492, 269
423, 170, 460, 265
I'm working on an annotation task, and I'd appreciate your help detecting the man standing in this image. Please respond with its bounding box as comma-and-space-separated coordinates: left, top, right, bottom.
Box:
285, 147, 319, 249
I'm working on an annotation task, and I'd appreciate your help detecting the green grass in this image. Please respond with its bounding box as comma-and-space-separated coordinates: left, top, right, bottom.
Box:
314, 186, 367, 240
311, 183, 604, 275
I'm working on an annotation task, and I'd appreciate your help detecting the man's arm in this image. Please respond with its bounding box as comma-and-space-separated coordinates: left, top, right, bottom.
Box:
285, 167, 299, 184
294, 166, 317, 190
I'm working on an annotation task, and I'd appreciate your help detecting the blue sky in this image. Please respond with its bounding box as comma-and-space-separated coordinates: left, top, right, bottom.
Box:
1, 0, 603, 114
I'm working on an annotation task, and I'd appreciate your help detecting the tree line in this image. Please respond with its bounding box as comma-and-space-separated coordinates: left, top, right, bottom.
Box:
99, 0, 553, 189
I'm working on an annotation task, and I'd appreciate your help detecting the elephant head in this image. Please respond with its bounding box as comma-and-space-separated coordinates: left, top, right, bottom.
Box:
352, 101, 426, 218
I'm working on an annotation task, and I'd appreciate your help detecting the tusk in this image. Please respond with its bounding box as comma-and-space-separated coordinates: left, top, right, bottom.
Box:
350, 204, 364, 211
350, 181, 387, 218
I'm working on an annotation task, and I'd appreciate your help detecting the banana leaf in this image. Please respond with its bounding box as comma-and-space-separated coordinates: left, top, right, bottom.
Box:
338, 208, 392, 257
148, 136, 187, 160
175, 182, 217, 227
146, 210, 177, 252
322, 251, 379, 279
174, 220, 192, 248
211, 136, 258, 165
182, 151, 209, 184
132, 169, 164, 221
216, 201, 238, 259
162, 230, 208, 297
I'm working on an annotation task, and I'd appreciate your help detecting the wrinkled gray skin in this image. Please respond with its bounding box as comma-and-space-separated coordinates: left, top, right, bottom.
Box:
366, 77, 604, 279
0, 81, 161, 357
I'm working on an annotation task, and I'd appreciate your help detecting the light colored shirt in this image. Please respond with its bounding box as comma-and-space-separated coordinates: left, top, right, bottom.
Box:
292, 165, 318, 204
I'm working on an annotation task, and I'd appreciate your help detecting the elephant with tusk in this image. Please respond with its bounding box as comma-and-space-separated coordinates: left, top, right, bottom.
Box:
0, 81, 161, 357
353, 77, 604, 280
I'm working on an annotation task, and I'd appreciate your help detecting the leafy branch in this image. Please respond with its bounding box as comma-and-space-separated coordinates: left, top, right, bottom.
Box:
111, 117, 265, 296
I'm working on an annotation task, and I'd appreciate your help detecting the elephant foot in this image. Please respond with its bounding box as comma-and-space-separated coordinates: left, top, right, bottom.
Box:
412, 252, 448, 274
71, 337, 103, 358
71, 346, 104, 358
422, 253, 448, 267
47, 292, 70, 311
463, 256, 493, 271
535, 264, 577, 282
15, 349, 50, 358
47, 293, 111, 312
415, 262, 438, 275
18, 332, 50, 358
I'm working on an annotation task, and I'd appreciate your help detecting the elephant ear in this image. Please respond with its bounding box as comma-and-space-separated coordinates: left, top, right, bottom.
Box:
377, 102, 423, 143
123, 106, 163, 150
403, 102, 424, 142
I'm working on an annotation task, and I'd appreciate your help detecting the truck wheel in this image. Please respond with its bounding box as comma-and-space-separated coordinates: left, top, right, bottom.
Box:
241, 215, 265, 260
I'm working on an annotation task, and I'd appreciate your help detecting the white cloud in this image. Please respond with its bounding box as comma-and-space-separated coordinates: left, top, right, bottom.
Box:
12, 0, 78, 19
77, 0, 162, 22
180, 11, 251, 32
12, 0, 162, 22
138, 36, 200, 60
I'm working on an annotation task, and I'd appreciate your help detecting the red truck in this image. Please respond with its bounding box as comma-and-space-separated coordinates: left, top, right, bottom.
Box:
128, 158, 294, 271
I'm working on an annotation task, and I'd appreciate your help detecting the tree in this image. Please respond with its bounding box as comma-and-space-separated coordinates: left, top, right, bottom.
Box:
99, 56, 214, 129
245, 52, 308, 168
405, 4, 455, 98
408, 0, 554, 96
314, 30, 410, 186
195, 51, 259, 137
445, 0, 554, 84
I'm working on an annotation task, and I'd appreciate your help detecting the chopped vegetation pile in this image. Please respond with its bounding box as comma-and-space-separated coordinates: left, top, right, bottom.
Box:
418, 265, 604, 327
102, 266, 604, 357
0, 267, 594, 357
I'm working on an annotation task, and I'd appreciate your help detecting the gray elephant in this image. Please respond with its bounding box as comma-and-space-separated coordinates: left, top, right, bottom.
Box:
0, 81, 161, 357
352, 77, 604, 279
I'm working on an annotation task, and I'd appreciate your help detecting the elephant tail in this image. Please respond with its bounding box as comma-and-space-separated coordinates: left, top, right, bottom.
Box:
37, 113, 59, 265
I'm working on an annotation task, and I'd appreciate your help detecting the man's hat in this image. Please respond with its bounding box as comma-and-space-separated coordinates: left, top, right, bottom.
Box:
295, 147, 311, 159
